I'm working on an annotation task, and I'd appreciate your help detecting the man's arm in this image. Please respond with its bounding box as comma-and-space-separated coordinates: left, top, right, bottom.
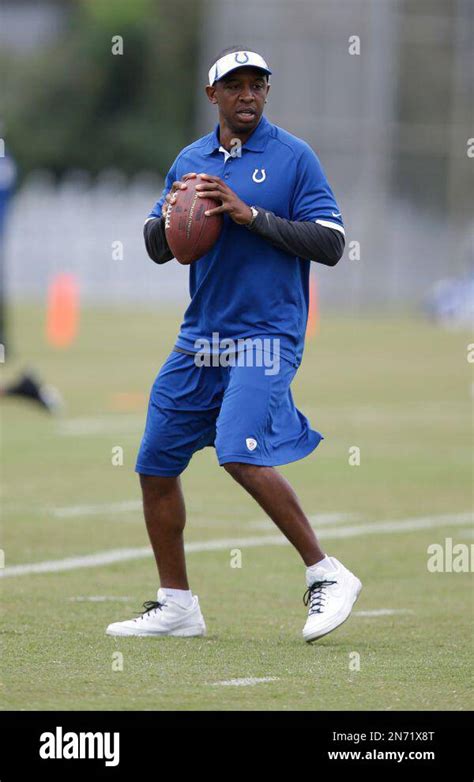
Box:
143, 217, 174, 265
247, 208, 345, 267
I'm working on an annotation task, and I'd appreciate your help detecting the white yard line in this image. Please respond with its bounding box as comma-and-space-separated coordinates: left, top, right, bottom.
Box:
53, 500, 142, 518
1, 512, 472, 579
58, 415, 143, 436
68, 596, 133, 602
53, 503, 357, 522
306, 513, 473, 540
212, 677, 279, 687
53, 505, 357, 527
353, 609, 415, 617
248, 512, 360, 530
51, 500, 361, 532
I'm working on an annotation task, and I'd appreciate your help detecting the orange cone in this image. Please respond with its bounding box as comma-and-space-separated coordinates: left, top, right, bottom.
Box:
46, 273, 79, 348
306, 273, 319, 338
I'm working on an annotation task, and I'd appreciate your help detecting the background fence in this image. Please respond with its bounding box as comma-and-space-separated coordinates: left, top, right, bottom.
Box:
1, 0, 473, 311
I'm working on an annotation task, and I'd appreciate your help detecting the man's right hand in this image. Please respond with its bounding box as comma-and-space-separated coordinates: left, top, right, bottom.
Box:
161, 172, 197, 218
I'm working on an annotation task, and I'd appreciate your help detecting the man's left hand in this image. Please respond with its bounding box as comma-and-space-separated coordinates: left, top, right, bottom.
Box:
195, 173, 253, 225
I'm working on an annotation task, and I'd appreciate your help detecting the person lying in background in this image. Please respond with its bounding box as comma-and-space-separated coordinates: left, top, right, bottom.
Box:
0, 370, 62, 413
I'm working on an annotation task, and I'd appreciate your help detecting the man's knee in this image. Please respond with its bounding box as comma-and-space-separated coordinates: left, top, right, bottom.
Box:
222, 461, 260, 484
139, 472, 180, 498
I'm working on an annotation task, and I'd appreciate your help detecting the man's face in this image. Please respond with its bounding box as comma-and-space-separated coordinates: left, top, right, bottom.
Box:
206, 67, 270, 133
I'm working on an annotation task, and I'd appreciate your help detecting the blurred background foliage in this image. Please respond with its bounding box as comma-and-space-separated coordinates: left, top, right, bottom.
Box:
1, 0, 202, 179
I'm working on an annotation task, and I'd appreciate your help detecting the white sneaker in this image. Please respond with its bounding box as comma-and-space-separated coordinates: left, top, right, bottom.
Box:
302, 557, 362, 643
105, 588, 206, 638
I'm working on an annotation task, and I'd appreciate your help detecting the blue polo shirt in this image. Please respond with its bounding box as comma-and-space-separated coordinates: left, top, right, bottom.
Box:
148, 115, 343, 367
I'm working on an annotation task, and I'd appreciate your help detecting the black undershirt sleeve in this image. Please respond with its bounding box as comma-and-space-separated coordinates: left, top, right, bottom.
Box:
247, 208, 345, 266
143, 216, 174, 265
144, 208, 345, 267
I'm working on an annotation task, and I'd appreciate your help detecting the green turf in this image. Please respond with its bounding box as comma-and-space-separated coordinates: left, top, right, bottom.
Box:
1, 304, 472, 710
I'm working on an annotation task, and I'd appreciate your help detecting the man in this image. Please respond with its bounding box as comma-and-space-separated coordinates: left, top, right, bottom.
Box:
106, 46, 361, 643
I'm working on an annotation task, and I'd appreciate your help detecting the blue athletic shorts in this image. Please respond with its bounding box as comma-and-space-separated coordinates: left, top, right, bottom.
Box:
135, 350, 323, 477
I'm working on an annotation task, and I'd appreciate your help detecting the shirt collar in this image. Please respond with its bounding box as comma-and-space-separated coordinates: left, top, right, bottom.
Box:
202, 114, 272, 156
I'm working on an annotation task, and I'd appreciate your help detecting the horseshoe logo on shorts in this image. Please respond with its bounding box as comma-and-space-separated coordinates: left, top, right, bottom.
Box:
252, 168, 266, 183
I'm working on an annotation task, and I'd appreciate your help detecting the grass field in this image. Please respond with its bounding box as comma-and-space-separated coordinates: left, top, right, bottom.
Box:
1, 304, 472, 711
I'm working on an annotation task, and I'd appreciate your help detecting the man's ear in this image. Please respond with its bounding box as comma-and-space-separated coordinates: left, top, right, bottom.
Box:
205, 85, 218, 105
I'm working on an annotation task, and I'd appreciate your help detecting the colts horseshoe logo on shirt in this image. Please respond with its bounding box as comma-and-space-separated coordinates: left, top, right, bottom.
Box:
252, 169, 266, 183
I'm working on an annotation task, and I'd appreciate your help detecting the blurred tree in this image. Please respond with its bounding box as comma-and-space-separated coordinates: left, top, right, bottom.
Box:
1, 0, 202, 178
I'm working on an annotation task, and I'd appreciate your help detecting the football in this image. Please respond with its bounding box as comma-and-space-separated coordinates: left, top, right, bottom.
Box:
164, 174, 223, 265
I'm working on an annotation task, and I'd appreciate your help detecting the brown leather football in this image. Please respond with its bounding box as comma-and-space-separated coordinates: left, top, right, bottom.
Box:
164, 175, 223, 265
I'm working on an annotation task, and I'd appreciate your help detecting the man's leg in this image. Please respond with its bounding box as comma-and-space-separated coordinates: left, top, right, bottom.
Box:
222, 461, 362, 642
106, 351, 218, 638
222, 462, 324, 566
106, 473, 206, 637
139, 474, 189, 589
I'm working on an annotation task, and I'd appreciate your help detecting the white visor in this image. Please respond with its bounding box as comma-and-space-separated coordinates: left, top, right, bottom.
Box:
208, 51, 272, 86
